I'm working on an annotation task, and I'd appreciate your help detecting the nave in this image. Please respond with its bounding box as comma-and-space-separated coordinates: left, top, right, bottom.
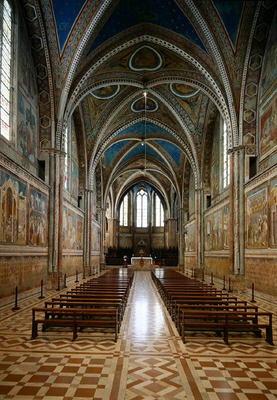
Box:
0, 271, 276, 400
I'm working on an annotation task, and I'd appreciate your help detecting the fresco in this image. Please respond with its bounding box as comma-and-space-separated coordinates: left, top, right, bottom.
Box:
71, 161, 79, 199
17, 90, 38, 164
269, 178, 277, 247
70, 123, 79, 199
18, 17, 37, 101
223, 204, 229, 249
104, 141, 130, 165
188, 172, 195, 215
0, 168, 27, 244
91, 222, 100, 252
131, 97, 159, 112
205, 207, 224, 251
120, 143, 164, 165
154, 140, 182, 166
63, 206, 83, 250
213, 0, 243, 45
29, 187, 48, 246
260, 15, 277, 96
91, 85, 120, 100
52, 0, 86, 49
246, 187, 268, 248
185, 222, 195, 252
260, 95, 277, 160
211, 115, 220, 197
129, 46, 163, 71
91, 0, 205, 52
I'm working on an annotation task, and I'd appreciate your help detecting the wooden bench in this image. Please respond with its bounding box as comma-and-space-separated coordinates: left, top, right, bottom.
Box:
31, 307, 119, 341
179, 309, 273, 345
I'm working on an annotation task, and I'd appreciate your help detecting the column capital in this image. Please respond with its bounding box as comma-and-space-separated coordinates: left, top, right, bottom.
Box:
228, 145, 245, 154
41, 147, 66, 157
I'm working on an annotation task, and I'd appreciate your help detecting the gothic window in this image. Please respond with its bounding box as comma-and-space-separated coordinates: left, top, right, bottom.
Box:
155, 193, 164, 227
64, 126, 69, 190
136, 189, 148, 227
222, 120, 230, 188
119, 194, 128, 226
0, 0, 12, 140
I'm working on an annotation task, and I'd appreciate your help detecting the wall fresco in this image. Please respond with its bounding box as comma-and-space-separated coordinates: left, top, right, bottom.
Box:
0, 168, 27, 244
260, 14, 277, 97
246, 186, 268, 248
210, 115, 220, 198
260, 95, 277, 160
63, 206, 83, 250
205, 204, 229, 251
269, 178, 277, 247
17, 90, 38, 164
188, 171, 195, 216
185, 222, 195, 252
29, 187, 48, 246
91, 222, 100, 252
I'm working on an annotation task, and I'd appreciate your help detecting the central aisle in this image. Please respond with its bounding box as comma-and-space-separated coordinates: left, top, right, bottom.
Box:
113, 271, 200, 399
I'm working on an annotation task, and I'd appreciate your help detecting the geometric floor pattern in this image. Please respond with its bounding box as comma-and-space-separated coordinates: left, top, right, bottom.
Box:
0, 270, 276, 399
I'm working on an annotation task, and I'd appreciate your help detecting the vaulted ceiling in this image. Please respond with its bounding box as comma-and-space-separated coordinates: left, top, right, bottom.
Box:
23, 0, 274, 208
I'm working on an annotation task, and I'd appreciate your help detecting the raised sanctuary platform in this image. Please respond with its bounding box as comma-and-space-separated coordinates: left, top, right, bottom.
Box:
130, 257, 153, 270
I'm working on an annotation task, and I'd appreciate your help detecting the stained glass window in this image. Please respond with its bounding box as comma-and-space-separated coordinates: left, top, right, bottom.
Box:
155, 193, 164, 227
119, 194, 128, 226
223, 120, 230, 188
0, 0, 12, 140
136, 189, 148, 227
64, 126, 69, 190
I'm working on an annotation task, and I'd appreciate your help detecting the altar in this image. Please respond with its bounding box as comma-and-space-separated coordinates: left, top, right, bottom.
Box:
130, 257, 153, 270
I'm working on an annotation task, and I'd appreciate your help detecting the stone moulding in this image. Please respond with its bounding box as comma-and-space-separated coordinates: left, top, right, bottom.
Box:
0, 153, 49, 195
0, 245, 48, 257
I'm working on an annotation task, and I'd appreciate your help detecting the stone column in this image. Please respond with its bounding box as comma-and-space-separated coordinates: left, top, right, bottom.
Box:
83, 189, 93, 277
178, 208, 184, 271
107, 218, 118, 248
229, 146, 245, 275
195, 187, 204, 268
47, 150, 64, 289
99, 208, 106, 272
167, 218, 177, 247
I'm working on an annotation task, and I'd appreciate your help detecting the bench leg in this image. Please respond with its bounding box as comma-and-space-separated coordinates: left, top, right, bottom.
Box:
31, 321, 38, 339
223, 327, 229, 345
73, 323, 78, 341
266, 326, 274, 345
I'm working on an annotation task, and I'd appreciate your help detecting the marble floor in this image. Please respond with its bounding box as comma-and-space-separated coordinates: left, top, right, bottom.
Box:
0, 270, 276, 399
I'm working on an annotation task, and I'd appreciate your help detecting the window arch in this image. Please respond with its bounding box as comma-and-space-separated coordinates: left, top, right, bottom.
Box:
64, 126, 69, 190
155, 193, 164, 227
136, 189, 148, 227
0, 0, 13, 140
119, 194, 128, 226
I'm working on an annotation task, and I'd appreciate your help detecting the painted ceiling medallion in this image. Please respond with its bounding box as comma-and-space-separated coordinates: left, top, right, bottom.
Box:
170, 83, 199, 99
91, 85, 120, 100
131, 97, 159, 113
129, 45, 163, 71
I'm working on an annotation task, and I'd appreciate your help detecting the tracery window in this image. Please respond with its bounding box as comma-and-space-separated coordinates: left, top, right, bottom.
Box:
136, 189, 148, 227
222, 120, 230, 188
155, 193, 164, 227
119, 194, 128, 226
0, 0, 12, 140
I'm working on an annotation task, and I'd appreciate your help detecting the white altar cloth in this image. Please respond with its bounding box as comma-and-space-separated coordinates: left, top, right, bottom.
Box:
131, 257, 153, 269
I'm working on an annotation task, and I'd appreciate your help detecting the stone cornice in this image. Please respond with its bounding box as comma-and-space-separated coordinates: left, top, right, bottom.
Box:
0, 153, 49, 195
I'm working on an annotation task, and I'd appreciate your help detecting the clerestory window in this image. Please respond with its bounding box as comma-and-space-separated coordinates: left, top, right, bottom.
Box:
136, 189, 148, 227
119, 194, 128, 226
0, 0, 13, 140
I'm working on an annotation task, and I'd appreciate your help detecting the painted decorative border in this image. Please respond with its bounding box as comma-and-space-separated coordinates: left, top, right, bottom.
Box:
128, 45, 163, 71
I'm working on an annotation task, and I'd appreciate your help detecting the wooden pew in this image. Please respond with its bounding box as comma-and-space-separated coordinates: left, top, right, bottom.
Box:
31, 307, 119, 341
